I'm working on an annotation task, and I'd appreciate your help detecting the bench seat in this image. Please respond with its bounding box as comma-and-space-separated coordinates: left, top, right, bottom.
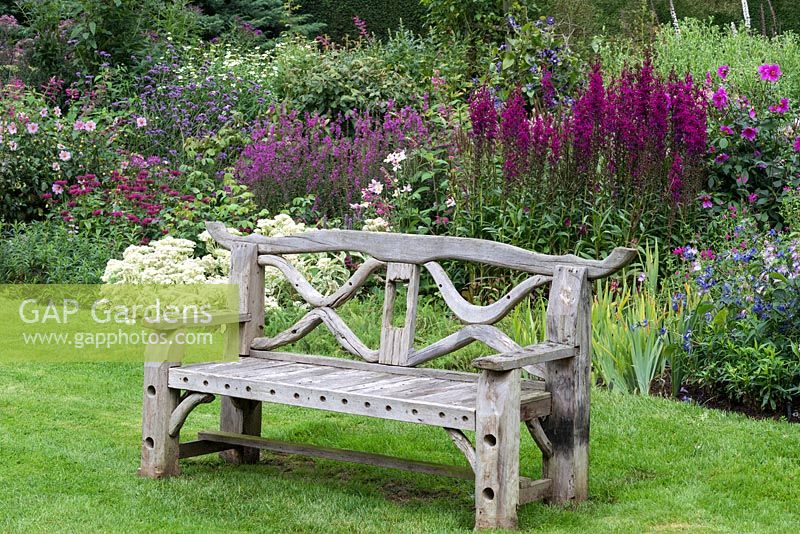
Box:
169, 352, 552, 432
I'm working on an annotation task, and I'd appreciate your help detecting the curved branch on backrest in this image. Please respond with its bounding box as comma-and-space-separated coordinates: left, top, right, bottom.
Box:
205, 222, 637, 279
251, 307, 378, 362
407, 325, 519, 367
258, 255, 386, 308
425, 262, 550, 325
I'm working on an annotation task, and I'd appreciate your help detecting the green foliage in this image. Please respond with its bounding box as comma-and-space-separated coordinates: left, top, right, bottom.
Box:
191, 0, 322, 40
484, 7, 583, 104
0, 220, 124, 283
592, 244, 670, 395
15, 0, 190, 82
264, 31, 468, 115
781, 186, 800, 234
298, 0, 425, 41
599, 19, 800, 99
421, 0, 512, 40
692, 339, 800, 411
0, 87, 123, 222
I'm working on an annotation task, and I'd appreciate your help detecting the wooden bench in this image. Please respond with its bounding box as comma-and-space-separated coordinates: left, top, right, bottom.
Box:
139, 222, 634, 530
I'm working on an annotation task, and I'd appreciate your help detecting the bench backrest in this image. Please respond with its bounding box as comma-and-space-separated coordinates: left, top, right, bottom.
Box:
205, 222, 635, 368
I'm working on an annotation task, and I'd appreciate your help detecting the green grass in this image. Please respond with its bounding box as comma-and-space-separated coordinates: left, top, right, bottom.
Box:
1, 299, 799, 532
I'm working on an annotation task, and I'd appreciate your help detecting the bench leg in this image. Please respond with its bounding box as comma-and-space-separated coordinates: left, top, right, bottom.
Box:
140, 361, 181, 478
475, 369, 521, 530
543, 265, 591, 503
220, 397, 262, 464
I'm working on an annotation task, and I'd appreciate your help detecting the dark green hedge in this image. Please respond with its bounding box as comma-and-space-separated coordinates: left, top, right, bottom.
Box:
297, 0, 426, 41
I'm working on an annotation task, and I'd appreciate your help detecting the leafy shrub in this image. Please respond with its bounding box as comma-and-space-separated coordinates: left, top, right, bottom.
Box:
192, 0, 321, 40
263, 36, 418, 116
298, 0, 425, 41
484, 8, 583, 105
12, 0, 195, 86
674, 208, 800, 410
781, 185, 800, 234
0, 81, 122, 221
704, 62, 800, 223
0, 220, 123, 283
45, 153, 265, 243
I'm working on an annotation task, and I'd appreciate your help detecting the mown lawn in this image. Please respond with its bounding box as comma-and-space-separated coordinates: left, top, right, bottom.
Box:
1, 359, 799, 533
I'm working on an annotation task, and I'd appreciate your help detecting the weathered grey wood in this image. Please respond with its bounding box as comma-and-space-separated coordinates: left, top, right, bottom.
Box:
168, 392, 215, 437
258, 255, 385, 308
207, 222, 636, 279
249, 351, 547, 393
473, 341, 576, 371
169, 362, 478, 430
475, 369, 521, 530
379, 263, 420, 366
251, 307, 378, 362
198, 430, 474, 480
520, 390, 552, 419
519, 478, 552, 505
139, 332, 185, 478
250, 351, 484, 384
543, 266, 591, 504
220, 396, 262, 464
445, 428, 477, 472
230, 243, 264, 356
425, 262, 550, 325
144, 311, 250, 330
525, 418, 553, 459
179, 439, 232, 459
407, 324, 521, 367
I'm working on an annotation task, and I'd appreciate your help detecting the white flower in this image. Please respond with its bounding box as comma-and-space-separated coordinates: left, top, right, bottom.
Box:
366, 179, 384, 195
363, 217, 391, 232
445, 197, 456, 208
52, 162, 60, 172
383, 149, 407, 172
59, 150, 71, 161
136, 116, 147, 128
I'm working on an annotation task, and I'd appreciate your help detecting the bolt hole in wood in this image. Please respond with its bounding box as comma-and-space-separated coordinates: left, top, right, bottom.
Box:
462, 415, 469, 422
364, 402, 371, 408
484, 434, 497, 446
411, 409, 418, 415
245, 386, 251, 392
385, 405, 392, 411
203, 380, 208, 386
224, 384, 230, 389
144, 437, 154, 449
482, 487, 495, 501
341, 399, 348, 405
269, 389, 276, 395
293, 393, 300, 399
181, 377, 188, 383
146, 385, 156, 397
320, 396, 326, 402
438, 412, 445, 418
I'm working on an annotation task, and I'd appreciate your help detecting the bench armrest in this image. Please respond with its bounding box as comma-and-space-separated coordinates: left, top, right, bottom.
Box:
141, 311, 250, 331
472, 341, 576, 371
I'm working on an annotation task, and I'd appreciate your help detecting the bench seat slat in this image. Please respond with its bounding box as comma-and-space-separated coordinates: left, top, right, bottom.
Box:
169, 355, 550, 431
